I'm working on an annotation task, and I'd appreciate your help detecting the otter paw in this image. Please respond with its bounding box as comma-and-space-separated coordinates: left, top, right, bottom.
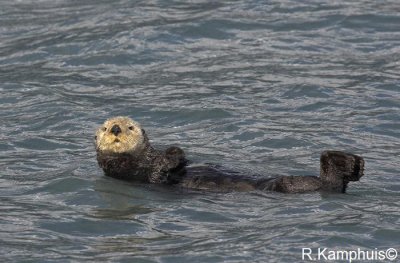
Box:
320, 151, 365, 182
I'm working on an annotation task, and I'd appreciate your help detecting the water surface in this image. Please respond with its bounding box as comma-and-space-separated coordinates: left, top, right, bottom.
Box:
1, 0, 399, 262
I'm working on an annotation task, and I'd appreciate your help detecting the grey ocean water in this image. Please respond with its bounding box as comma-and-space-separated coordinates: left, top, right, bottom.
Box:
1, 0, 399, 262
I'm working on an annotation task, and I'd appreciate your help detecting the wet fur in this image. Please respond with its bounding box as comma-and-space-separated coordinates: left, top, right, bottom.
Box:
96, 117, 365, 193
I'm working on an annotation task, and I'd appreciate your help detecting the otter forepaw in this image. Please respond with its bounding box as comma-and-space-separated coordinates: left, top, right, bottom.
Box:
165, 146, 185, 160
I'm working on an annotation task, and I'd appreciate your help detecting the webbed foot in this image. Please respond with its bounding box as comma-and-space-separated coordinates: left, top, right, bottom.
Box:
320, 150, 365, 193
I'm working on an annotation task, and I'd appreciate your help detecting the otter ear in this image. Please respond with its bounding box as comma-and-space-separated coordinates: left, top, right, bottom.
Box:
141, 128, 146, 135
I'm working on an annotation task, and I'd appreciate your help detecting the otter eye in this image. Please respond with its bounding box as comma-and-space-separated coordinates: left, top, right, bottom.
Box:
128, 126, 134, 130
102, 127, 107, 131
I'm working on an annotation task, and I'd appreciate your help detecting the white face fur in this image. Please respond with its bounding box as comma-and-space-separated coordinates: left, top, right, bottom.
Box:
95, 116, 146, 154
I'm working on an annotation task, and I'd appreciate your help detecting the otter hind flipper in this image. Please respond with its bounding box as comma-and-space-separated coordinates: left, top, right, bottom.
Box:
320, 151, 365, 193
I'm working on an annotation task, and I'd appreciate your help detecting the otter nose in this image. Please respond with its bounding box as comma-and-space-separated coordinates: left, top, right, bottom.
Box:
110, 124, 122, 136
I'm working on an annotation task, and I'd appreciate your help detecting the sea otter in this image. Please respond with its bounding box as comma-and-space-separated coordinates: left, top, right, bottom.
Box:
95, 116, 365, 193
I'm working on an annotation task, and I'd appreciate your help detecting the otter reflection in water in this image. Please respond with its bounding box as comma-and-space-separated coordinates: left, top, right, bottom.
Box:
95, 117, 364, 193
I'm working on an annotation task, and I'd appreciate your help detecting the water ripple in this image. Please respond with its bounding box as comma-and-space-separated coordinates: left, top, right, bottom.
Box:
0, 0, 399, 262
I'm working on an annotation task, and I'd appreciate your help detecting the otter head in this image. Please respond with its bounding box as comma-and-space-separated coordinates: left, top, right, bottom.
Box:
95, 116, 148, 154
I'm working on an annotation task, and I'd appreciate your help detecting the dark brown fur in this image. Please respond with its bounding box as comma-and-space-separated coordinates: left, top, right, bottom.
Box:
97, 145, 364, 193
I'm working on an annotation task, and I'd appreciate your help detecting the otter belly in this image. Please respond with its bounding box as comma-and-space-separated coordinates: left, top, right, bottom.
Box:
96, 153, 152, 182
178, 165, 271, 192
177, 165, 323, 193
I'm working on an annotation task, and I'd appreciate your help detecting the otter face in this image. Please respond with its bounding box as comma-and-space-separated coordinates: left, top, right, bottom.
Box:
95, 116, 146, 154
